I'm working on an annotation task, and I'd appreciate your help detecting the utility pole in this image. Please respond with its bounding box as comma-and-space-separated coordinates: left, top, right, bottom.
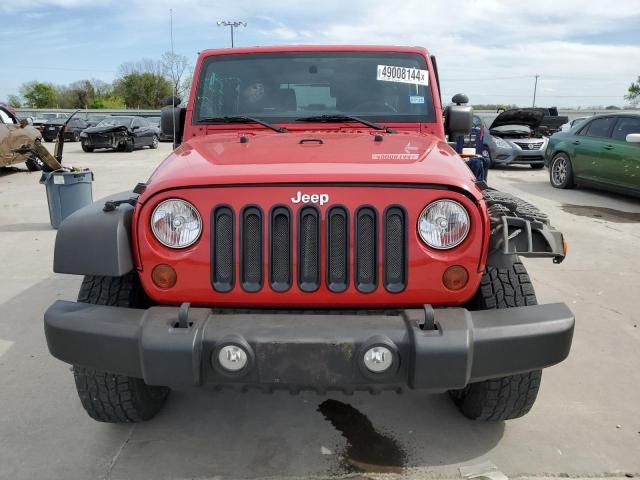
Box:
532, 75, 539, 107
217, 21, 247, 48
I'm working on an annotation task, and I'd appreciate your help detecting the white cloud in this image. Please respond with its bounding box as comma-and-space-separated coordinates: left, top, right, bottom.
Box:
3, 0, 639, 106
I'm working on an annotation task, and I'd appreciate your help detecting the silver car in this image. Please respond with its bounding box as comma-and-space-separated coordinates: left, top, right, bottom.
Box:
486, 108, 549, 170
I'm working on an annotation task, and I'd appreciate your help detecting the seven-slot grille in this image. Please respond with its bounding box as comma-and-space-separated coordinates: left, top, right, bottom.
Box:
210, 205, 407, 294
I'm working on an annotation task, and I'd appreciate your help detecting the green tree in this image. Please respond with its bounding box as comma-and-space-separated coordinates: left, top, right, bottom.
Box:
114, 72, 173, 108
19, 81, 58, 108
90, 94, 126, 109
625, 76, 640, 106
7, 94, 22, 108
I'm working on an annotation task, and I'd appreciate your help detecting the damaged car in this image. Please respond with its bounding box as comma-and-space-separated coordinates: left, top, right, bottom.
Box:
80, 116, 159, 152
485, 108, 552, 169
0, 105, 63, 171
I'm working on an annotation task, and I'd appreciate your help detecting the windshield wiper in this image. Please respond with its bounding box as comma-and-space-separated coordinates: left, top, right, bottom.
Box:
198, 116, 288, 133
296, 114, 395, 133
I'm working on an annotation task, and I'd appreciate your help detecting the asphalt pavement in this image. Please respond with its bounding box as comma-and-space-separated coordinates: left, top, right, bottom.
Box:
0, 141, 638, 480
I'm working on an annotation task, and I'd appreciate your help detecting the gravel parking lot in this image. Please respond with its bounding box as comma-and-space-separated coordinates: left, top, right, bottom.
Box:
1, 142, 639, 480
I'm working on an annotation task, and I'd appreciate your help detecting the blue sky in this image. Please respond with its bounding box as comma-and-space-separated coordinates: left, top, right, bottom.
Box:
1, 0, 639, 108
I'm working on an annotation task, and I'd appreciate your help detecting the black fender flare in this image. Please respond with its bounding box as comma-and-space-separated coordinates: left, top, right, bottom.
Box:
480, 187, 566, 267
53, 192, 138, 277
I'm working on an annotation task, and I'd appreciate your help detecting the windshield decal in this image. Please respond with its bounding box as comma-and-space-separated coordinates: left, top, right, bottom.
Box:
377, 65, 428, 86
409, 95, 425, 104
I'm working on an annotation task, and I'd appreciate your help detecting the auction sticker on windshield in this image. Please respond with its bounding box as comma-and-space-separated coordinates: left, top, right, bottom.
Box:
377, 65, 428, 86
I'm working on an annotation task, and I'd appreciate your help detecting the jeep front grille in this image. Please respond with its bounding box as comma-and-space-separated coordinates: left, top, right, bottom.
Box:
211, 207, 234, 292
327, 207, 348, 292
355, 207, 377, 293
210, 204, 407, 294
241, 207, 263, 292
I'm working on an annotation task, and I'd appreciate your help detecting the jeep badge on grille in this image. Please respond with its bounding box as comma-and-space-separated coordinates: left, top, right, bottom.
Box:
291, 191, 329, 206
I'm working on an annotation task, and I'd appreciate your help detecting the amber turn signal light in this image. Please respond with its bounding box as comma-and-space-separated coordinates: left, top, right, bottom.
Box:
152, 264, 177, 289
443, 265, 469, 291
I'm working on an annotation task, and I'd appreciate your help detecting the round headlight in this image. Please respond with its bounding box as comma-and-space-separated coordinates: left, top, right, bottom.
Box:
418, 200, 470, 249
151, 199, 202, 248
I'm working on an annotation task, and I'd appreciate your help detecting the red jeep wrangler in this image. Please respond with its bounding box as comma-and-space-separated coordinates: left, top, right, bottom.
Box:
45, 45, 574, 423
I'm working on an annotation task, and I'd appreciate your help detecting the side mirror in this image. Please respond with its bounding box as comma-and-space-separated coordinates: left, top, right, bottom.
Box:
163, 95, 182, 107
444, 94, 473, 139
131, 125, 140, 131
161, 105, 186, 148
626, 133, 640, 143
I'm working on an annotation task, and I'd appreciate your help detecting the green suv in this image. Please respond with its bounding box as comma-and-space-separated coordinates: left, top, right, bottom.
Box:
545, 114, 640, 197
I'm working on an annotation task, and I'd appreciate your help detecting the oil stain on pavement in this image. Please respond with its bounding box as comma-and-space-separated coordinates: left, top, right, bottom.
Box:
561, 204, 640, 223
317, 399, 407, 474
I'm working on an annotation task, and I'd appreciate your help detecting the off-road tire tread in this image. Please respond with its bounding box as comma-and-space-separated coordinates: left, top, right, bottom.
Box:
77, 273, 150, 307
73, 367, 169, 423
474, 260, 538, 309
483, 188, 549, 225
452, 370, 542, 421
74, 273, 167, 423
450, 259, 542, 421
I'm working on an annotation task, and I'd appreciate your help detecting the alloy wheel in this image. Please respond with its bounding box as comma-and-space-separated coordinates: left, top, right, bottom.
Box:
552, 157, 567, 186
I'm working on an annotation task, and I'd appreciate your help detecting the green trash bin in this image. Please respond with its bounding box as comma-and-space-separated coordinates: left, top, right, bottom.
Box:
40, 169, 94, 229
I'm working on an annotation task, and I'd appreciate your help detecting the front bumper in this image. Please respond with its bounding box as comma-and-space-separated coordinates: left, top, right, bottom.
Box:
82, 133, 127, 149
491, 142, 548, 165
44, 301, 574, 392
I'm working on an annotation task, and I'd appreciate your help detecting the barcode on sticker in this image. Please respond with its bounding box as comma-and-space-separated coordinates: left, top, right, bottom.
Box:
377, 65, 428, 86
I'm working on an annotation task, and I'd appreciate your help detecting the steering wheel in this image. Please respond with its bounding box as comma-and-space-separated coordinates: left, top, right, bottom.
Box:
352, 101, 397, 113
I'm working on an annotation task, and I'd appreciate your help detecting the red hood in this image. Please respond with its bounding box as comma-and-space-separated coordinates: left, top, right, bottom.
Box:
141, 130, 481, 202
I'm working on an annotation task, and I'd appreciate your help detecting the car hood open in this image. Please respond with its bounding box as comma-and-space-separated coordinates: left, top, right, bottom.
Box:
490, 108, 547, 129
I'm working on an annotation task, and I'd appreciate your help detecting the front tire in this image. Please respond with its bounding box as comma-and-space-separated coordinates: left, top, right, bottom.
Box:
549, 153, 575, 189
481, 147, 493, 168
449, 259, 542, 421
73, 274, 169, 423
81, 143, 93, 152
25, 157, 40, 171
150, 135, 159, 149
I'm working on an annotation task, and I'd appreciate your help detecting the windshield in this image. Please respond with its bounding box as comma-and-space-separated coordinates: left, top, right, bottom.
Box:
97, 117, 133, 128
194, 52, 435, 124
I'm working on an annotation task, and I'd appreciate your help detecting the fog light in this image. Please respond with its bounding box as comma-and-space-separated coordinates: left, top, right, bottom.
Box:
218, 345, 248, 372
443, 265, 468, 290
152, 264, 177, 289
363, 346, 393, 373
